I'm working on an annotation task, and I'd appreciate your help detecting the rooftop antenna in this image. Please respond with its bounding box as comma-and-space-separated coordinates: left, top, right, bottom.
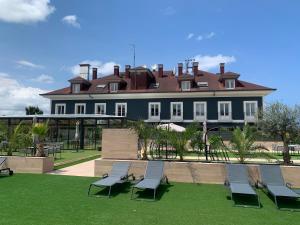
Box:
130, 44, 136, 68
183, 58, 195, 73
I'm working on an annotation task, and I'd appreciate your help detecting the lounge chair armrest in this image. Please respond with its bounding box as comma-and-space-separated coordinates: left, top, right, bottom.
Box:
286, 182, 292, 189
127, 173, 135, 181
102, 173, 108, 178
224, 180, 229, 187
256, 180, 264, 188
248, 179, 256, 187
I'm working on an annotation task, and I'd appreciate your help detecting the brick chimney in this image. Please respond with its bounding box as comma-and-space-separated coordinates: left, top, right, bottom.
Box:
125, 65, 131, 78
158, 64, 163, 78
114, 65, 119, 77
193, 62, 198, 76
178, 63, 183, 76
220, 63, 225, 74
92, 68, 97, 80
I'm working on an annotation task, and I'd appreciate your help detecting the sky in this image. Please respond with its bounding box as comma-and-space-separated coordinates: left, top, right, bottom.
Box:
0, 0, 299, 115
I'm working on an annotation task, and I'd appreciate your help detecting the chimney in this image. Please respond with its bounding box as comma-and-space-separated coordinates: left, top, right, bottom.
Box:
125, 65, 131, 78
220, 63, 225, 74
79, 64, 90, 80
178, 63, 183, 76
114, 65, 120, 77
193, 62, 199, 76
158, 64, 163, 78
92, 68, 97, 80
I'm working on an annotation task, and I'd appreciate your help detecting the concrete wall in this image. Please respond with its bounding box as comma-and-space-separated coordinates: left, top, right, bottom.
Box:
6, 156, 54, 174
102, 129, 138, 160
94, 159, 300, 188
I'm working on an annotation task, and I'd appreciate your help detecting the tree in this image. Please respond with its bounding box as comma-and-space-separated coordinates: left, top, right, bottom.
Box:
25, 106, 43, 115
259, 102, 300, 164
130, 120, 153, 160
32, 121, 49, 157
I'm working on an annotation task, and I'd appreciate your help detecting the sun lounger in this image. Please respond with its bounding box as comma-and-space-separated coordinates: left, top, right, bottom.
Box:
0, 157, 13, 176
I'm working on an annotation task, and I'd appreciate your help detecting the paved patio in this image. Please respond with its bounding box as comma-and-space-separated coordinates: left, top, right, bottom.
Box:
48, 159, 95, 177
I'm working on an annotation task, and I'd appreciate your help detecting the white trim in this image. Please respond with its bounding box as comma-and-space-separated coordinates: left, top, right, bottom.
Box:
170, 102, 183, 122
146, 119, 245, 123
148, 102, 161, 122
193, 101, 207, 122
243, 101, 258, 123
225, 79, 235, 89
181, 81, 191, 91
109, 83, 119, 93
94, 103, 106, 115
115, 103, 127, 117
43, 90, 274, 100
218, 101, 232, 122
55, 103, 66, 115
74, 103, 86, 114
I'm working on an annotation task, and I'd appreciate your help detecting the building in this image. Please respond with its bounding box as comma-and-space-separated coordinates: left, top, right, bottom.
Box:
41, 62, 275, 127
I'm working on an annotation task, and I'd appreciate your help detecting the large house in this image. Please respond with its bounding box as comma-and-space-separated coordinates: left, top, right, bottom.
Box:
41, 62, 275, 126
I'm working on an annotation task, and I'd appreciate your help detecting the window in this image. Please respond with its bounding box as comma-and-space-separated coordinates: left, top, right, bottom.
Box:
225, 79, 235, 89
72, 84, 81, 93
110, 83, 119, 93
170, 102, 183, 121
95, 103, 106, 115
74, 103, 86, 114
218, 101, 232, 121
194, 102, 207, 121
244, 101, 258, 122
181, 81, 191, 91
55, 104, 66, 114
148, 102, 161, 121
115, 103, 127, 117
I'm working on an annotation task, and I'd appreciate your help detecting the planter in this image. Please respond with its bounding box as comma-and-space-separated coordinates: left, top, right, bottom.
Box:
94, 159, 300, 188
6, 156, 54, 174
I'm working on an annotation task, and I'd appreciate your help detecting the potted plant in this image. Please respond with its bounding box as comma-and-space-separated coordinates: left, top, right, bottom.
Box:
32, 121, 49, 157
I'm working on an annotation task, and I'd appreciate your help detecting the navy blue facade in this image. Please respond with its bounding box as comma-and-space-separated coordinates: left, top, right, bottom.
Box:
51, 96, 263, 121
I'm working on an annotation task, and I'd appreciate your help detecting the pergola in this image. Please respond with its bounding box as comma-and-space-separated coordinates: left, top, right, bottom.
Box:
0, 114, 128, 150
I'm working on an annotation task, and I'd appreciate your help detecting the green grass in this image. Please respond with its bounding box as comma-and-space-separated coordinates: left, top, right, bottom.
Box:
0, 174, 299, 225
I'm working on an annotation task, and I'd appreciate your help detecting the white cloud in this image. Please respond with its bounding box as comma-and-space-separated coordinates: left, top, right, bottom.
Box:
70, 60, 118, 77
0, 0, 55, 24
151, 64, 158, 71
32, 74, 54, 83
16, 60, 44, 69
62, 15, 80, 28
186, 33, 194, 40
205, 32, 215, 39
161, 6, 176, 16
194, 54, 236, 71
196, 35, 203, 41
0, 73, 50, 115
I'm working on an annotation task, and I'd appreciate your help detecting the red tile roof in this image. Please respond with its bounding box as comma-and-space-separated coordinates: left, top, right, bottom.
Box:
42, 68, 275, 96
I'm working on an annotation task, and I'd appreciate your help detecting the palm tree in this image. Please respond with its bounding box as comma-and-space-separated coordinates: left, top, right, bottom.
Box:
130, 120, 153, 160
25, 106, 43, 115
32, 121, 49, 157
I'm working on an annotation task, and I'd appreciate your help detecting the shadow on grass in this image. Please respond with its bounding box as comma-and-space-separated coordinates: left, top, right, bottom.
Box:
132, 183, 173, 201
227, 194, 261, 208
263, 191, 300, 211
90, 182, 132, 198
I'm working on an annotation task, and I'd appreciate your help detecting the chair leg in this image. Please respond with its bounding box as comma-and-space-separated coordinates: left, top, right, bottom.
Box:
88, 184, 92, 196
131, 187, 135, 199
154, 189, 156, 200
108, 186, 112, 197
274, 195, 279, 209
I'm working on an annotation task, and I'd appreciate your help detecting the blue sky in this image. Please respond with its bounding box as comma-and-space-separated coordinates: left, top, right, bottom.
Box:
0, 0, 299, 114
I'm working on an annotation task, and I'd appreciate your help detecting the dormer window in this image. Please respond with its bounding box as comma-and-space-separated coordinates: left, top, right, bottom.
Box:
72, 84, 81, 93
181, 81, 191, 91
225, 79, 235, 89
110, 83, 119, 93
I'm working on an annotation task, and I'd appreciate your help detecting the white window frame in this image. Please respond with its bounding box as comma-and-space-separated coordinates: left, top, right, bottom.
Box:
110, 83, 119, 93
115, 103, 127, 117
225, 79, 235, 89
94, 103, 106, 115
74, 103, 86, 115
148, 102, 161, 121
170, 102, 183, 121
72, 84, 81, 93
193, 102, 207, 122
55, 103, 66, 115
218, 101, 232, 122
244, 101, 258, 122
181, 81, 191, 91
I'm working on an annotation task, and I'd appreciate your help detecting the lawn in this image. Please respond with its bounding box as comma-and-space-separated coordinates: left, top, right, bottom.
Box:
0, 174, 299, 225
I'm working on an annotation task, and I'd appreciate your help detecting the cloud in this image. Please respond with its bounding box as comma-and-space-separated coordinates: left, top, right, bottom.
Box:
16, 60, 44, 69
194, 54, 236, 71
62, 15, 80, 28
0, 72, 50, 115
0, 0, 55, 24
151, 64, 158, 71
196, 35, 203, 41
205, 32, 215, 39
161, 6, 176, 16
70, 60, 118, 77
32, 74, 54, 83
186, 33, 194, 40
